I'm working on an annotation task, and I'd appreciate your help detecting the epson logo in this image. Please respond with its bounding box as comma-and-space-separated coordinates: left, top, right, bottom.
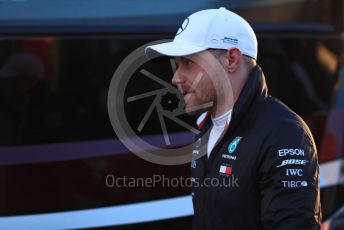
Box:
278, 149, 304, 157
286, 168, 303, 176
277, 159, 308, 167
282, 180, 308, 188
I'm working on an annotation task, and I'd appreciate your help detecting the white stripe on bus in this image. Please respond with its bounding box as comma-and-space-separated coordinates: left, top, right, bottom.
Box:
0, 195, 193, 230
0, 159, 342, 229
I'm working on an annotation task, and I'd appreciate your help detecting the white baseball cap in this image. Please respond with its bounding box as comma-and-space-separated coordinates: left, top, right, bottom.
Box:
146, 7, 258, 59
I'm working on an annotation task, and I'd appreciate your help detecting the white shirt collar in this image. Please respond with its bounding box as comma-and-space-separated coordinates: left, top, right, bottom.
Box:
211, 109, 232, 128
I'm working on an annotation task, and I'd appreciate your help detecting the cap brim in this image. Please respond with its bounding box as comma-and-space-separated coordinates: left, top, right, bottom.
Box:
145, 40, 207, 57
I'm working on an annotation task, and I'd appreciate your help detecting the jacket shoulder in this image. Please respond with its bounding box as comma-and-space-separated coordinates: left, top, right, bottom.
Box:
258, 96, 310, 130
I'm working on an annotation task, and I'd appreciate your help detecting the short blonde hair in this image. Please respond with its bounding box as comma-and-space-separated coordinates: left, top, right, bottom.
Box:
242, 55, 256, 70
208, 49, 256, 70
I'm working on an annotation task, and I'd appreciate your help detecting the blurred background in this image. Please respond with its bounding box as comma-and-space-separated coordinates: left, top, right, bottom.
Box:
0, 0, 343, 229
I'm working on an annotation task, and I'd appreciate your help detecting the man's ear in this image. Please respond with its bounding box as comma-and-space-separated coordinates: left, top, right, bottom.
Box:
226, 48, 242, 73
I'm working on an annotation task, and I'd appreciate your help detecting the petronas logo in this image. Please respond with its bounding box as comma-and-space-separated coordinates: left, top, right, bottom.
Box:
228, 137, 242, 154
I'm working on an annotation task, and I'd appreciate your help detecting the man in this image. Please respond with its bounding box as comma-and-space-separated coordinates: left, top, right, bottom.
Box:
146, 7, 321, 229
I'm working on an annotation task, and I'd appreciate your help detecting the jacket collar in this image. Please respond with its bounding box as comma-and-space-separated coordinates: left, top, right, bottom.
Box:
228, 65, 268, 132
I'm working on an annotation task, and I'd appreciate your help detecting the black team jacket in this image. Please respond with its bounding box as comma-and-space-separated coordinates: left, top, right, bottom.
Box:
191, 65, 321, 230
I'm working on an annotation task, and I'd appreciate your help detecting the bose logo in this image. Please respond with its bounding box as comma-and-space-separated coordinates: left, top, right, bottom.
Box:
286, 168, 303, 176
278, 149, 304, 157
277, 159, 308, 167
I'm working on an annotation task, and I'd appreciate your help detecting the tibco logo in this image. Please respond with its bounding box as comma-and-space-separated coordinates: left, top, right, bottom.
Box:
276, 159, 308, 167
282, 180, 308, 188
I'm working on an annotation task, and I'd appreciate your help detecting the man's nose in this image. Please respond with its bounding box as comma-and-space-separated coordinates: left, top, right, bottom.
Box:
171, 69, 184, 86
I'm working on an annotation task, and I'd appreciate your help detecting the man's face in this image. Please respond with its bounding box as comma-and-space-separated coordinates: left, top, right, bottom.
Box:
171, 51, 225, 115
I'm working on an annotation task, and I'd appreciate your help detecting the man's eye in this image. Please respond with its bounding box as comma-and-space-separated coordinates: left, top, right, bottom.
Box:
185, 60, 193, 66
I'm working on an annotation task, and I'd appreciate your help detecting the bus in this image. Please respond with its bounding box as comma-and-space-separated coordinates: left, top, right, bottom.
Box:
0, 0, 343, 229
